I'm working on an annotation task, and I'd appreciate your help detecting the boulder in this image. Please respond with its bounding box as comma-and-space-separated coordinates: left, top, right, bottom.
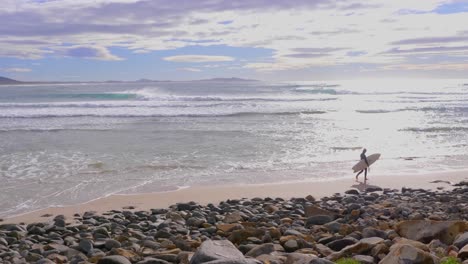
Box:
327, 237, 384, 261
245, 243, 276, 257
458, 244, 468, 260
379, 244, 439, 264
454, 232, 468, 249
98, 256, 132, 264
396, 220, 466, 244
285, 253, 317, 264
304, 205, 335, 218
189, 239, 259, 264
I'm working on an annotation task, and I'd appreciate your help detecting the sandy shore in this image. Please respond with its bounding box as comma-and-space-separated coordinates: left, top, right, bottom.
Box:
3, 170, 467, 224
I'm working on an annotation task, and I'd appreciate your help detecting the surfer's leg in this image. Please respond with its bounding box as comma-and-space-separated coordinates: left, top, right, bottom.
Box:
356, 170, 363, 180
364, 168, 368, 180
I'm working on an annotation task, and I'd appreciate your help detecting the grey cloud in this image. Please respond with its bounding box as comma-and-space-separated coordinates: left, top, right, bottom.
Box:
284, 53, 328, 58
310, 28, 360, 35
392, 36, 468, 45
292, 47, 347, 53
385, 46, 468, 54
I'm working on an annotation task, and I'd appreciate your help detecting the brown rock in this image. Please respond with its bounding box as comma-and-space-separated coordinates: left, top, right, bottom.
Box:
304, 205, 335, 218
217, 224, 243, 233
379, 244, 439, 264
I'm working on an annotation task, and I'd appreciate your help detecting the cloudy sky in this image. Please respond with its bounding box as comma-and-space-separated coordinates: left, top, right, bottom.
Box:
1, 0, 468, 81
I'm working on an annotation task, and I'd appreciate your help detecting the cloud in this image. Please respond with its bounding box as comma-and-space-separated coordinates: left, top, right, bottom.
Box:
383, 63, 468, 71
179, 67, 202, 72
60, 45, 123, 61
1, 67, 32, 73
1, 0, 468, 78
385, 46, 468, 54
392, 35, 468, 45
163, 55, 235, 63
284, 53, 328, 58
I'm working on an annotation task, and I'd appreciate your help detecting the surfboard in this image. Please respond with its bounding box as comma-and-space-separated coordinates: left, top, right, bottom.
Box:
352, 153, 381, 173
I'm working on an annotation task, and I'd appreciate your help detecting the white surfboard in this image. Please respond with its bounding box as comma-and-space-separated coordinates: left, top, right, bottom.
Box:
352, 153, 381, 173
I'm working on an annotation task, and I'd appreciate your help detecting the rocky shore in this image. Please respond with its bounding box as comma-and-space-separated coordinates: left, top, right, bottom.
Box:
1, 181, 468, 264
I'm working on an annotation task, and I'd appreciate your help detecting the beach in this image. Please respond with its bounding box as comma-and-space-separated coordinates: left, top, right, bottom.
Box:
4, 170, 467, 224
1, 170, 468, 264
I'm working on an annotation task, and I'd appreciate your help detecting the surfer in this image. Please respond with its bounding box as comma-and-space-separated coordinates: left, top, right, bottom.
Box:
355, 148, 369, 181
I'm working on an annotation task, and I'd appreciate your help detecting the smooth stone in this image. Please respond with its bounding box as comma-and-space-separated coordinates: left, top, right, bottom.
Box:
105, 239, 122, 250
304, 205, 335, 218
98, 255, 132, 264
245, 243, 275, 257
309, 259, 334, 264
189, 239, 258, 264
455, 232, 468, 249
136, 258, 171, 264
327, 237, 384, 261
283, 239, 300, 252
285, 253, 317, 264
223, 212, 243, 224
459, 244, 468, 259
79, 239, 93, 254
326, 237, 358, 251
306, 215, 333, 226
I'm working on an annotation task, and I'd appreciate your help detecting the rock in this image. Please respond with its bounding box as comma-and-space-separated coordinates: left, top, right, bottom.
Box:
98, 255, 132, 264
459, 244, 468, 259
304, 205, 335, 218
105, 239, 122, 250
245, 243, 275, 257
216, 224, 243, 233
306, 215, 333, 226
345, 189, 359, 195
353, 255, 374, 264
455, 232, 468, 249
393, 238, 430, 252
327, 237, 384, 261
224, 212, 243, 223
326, 237, 358, 251
309, 259, 334, 264
285, 253, 317, 264
136, 258, 171, 264
380, 244, 439, 264
284, 239, 300, 252
189, 239, 259, 264
362, 227, 387, 239
79, 239, 93, 254
396, 220, 466, 244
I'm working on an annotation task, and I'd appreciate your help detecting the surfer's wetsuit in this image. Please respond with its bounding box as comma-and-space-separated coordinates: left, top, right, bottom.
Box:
356, 152, 369, 179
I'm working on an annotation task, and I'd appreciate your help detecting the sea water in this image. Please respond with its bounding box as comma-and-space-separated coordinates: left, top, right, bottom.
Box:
0, 79, 467, 217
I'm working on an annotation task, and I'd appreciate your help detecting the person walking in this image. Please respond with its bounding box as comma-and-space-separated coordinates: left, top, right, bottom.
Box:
356, 148, 369, 181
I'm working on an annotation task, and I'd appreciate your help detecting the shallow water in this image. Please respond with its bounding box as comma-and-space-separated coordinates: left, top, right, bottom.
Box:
0, 79, 467, 217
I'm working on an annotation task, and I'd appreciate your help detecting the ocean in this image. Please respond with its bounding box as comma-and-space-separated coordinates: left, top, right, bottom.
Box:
1, 79, 467, 217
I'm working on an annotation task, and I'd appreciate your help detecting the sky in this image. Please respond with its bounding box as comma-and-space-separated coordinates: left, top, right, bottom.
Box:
0, 0, 468, 81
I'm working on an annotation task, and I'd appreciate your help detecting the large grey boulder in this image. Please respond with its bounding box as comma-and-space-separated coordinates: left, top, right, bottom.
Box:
454, 232, 468, 249
189, 239, 260, 264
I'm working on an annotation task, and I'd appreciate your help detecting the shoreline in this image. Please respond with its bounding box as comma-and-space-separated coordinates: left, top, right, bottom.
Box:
3, 170, 467, 224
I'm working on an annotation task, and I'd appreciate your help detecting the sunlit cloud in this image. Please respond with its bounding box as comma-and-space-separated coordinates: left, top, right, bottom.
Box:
179, 67, 202, 72
1, 67, 32, 73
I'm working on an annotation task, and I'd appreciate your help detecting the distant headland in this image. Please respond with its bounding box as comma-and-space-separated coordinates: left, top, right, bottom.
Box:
0, 76, 259, 85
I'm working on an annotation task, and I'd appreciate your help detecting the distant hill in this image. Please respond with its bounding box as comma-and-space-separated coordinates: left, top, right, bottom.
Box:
0, 76, 21, 84
197, 77, 259, 82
